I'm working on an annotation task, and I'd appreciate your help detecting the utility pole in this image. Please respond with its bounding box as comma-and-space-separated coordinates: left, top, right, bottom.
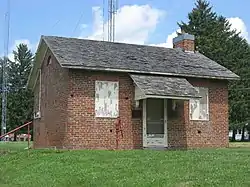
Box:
1, 0, 10, 140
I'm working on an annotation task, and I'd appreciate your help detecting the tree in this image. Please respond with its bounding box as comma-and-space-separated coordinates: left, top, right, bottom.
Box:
8, 44, 33, 91
0, 56, 9, 136
178, 0, 250, 141
178, 0, 240, 67
6, 44, 34, 140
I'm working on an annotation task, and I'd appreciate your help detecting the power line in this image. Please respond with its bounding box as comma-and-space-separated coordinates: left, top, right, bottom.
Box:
72, 11, 85, 36
52, 20, 60, 29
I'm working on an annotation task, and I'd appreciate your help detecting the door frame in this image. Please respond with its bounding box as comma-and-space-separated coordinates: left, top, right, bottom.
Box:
142, 98, 168, 147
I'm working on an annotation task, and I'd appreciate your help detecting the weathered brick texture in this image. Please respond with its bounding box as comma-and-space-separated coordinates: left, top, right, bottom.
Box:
132, 119, 143, 149
167, 79, 229, 149
33, 49, 69, 149
167, 100, 187, 148
33, 54, 229, 149
184, 78, 229, 148
173, 39, 195, 51
65, 70, 136, 149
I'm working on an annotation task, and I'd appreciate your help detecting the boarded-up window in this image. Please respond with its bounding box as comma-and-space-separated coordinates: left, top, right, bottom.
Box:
95, 81, 119, 118
189, 87, 209, 120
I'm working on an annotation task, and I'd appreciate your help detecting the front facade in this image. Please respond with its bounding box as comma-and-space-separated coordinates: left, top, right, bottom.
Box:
29, 33, 238, 150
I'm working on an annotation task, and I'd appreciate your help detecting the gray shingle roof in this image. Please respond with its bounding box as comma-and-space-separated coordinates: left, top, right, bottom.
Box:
130, 74, 200, 99
42, 35, 239, 80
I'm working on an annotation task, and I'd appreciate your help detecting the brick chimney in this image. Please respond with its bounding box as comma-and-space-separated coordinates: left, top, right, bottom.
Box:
173, 31, 195, 52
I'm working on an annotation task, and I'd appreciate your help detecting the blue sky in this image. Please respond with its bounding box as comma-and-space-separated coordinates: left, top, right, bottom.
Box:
0, 0, 249, 56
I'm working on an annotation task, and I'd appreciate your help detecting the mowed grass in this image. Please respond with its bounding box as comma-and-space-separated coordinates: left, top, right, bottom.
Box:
0, 141, 30, 151
0, 142, 250, 187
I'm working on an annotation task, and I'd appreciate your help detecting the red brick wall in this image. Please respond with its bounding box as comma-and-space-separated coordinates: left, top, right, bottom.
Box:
132, 119, 143, 149
33, 56, 229, 149
33, 49, 69, 148
63, 71, 228, 149
167, 78, 229, 149
167, 100, 187, 148
173, 39, 195, 51
184, 78, 229, 148
65, 70, 137, 149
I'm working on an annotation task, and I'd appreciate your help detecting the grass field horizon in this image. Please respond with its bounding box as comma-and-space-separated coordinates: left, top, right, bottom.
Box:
0, 142, 250, 187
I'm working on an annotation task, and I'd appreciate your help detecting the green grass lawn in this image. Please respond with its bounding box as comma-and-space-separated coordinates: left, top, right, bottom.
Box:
0, 142, 250, 187
0, 141, 30, 151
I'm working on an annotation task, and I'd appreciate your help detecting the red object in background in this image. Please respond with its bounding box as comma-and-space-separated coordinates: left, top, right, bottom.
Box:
115, 117, 123, 149
0, 121, 32, 140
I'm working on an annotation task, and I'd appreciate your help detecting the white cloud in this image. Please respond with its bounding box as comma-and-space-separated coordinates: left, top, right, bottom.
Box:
81, 4, 165, 45
80, 24, 88, 30
82, 6, 104, 40
152, 29, 181, 48
228, 17, 249, 41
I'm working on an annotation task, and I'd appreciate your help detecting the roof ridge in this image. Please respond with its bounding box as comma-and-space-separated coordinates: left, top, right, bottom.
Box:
42, 35, 188, 52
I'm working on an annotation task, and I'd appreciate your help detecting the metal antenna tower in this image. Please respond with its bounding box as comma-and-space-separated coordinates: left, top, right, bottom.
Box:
1, 0, 10, 140
102, 0, 105, 41
107, 0, 118, 42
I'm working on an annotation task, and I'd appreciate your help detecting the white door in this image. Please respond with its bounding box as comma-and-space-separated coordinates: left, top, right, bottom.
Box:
143, 98, 167, 147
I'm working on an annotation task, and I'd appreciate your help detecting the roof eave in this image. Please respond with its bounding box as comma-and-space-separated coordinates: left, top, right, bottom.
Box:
145, 94, 201, 100
61, 64, 240, 81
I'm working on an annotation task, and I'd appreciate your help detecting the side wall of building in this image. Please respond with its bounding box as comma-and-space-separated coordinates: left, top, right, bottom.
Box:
167, 78, 229, 149
184, 78, 229, 148
33, 49, 69, 148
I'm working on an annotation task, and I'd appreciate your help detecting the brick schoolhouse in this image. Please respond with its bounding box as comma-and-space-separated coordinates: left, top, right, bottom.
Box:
27, 32, 239, 149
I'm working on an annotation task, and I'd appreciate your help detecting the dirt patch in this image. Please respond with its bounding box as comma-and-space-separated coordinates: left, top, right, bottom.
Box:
230, 142, 250, 148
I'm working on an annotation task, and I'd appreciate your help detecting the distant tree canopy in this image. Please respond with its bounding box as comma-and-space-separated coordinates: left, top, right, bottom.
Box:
0, 44, 34, 139
178, 0, 250, 132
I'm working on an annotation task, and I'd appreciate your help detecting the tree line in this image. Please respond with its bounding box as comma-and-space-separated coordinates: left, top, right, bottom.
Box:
178, 0, 250, 141
0, 44, 33, 140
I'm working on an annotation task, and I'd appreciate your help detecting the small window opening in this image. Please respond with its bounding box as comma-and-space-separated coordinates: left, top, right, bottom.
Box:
47, 56, 52, 65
